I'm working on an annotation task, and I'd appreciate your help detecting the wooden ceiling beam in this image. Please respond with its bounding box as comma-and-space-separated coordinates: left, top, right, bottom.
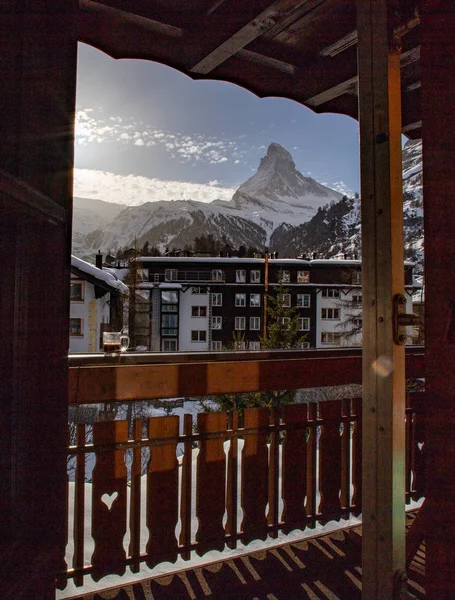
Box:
188, 0, 311, 75
304, 45, 420, 107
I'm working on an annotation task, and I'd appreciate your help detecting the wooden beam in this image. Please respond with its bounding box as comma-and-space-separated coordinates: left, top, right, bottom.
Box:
305, 46, 420, 107
189, 0, 310, 75
357, 1, 407, 598
420, 2, 455, 597
68, 350, 424, 404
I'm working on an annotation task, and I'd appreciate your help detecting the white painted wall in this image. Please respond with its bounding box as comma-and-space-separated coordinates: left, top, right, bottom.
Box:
178, 287, 209, 351
69, 276, 111, 353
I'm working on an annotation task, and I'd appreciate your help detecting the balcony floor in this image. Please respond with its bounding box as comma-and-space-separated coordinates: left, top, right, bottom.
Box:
67, 511, 425, 600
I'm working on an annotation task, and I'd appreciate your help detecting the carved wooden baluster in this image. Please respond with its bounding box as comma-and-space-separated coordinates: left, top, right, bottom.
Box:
305, 403, 317, 526
351, 398, 362, 516
282, 403, 308, 533
91, 420, 128, 581
241, 408, 269, 544
129, 418, 142, 572
146, 415, 179, 568
405, 398, 412, 504
318, 400, 342, 523
196, 412, 227, 556
179, 413, 193, 560
410, 392, 426, 501
340, 398, 351, 516
267, 408, 280, 538
225, 411, 239, 549
73, 424, 86, 587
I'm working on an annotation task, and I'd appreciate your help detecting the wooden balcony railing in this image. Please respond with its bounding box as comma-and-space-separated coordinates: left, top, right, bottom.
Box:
61, 348, 425, 589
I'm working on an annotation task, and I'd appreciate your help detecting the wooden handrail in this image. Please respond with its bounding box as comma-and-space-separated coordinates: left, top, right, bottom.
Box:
69, 347, 425, 404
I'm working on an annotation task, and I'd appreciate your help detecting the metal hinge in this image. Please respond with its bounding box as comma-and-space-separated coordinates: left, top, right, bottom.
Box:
393, 294, 422, 345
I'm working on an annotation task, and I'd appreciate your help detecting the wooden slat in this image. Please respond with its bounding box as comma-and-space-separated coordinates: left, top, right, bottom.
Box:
196, 412, 228, 556
179, 413, 193, 560
225, 411, 239, 549
305, 403, 318, 524
410, 392, 426, 501
128, 418, 142, 572
282, 403, 308, 532
267, 408, 280, 537
318, 400, 342, 522
241, 408, 270, 544
146, 415, 180, 568
351, 398, 362, 516
340, 399, 351, 515
73, 424, 86, 587
91, 421, 128, 581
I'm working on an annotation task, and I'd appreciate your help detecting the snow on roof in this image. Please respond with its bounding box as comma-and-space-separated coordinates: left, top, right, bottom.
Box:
71, 255, 129, 294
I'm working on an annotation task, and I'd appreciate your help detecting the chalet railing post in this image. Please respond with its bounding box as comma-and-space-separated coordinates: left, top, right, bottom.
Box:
357, 1, 407, 598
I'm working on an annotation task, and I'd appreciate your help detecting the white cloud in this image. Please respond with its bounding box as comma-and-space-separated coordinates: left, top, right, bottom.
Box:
75, 107, 242, 166
73, 168, 237, 206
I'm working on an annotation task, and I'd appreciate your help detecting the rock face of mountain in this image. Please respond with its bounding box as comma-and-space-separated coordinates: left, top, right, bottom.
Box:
72, 143, 341, 260
271, 139, 423, 276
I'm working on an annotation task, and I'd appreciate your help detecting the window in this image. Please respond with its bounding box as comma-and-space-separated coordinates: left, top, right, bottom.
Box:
297, 270, 310, 283
234, 340, 246, 350
192, 286, 207, 294
211, 316, 222, 329
352, 295, 362, 305
250, 293, 261, 307
235, 293, 246, 307
250, 316, 260, 330
236, 270, 246, 282
299, 317, 310, 331
279, 270, 290, 283
211, 340, 222, 351
352, 270, 362, 284
161, 290, 178, 312
352, 318, 363, 327
191, 330, 207, 342
212, 293, 222, 306
165, 269, 178, 281
191, 306, 207, 317
321, 308, 340, 320
321, 332, 341, 345
162, 339, 177, 352
70, 281, 84, 302
212, 269, 224, 282
69, 318, 83, 337
161, 313, 178, 335
280, 317, 290, 325
249, 341, 261, 350
250, 270, 261, 283
322, 288, 340, 298
279, 293, 291, 307
235, 316, 246, 330
299, 342, 311, 349
297, 294, 310, 308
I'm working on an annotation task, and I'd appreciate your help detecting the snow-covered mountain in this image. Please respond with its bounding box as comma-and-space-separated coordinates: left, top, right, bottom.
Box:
272, 139, 423, 275
72, 140, 423, 273
72, 143, 341, 260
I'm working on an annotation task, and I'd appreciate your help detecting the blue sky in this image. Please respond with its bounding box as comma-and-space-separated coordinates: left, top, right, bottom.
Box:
75, 43, 360, 205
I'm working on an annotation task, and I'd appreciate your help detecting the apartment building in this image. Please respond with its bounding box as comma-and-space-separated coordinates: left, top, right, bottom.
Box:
70, 255, 128, 353
124, 256, 416, 352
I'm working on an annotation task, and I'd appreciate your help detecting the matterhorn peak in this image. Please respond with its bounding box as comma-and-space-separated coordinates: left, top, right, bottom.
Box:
259, 143, 295, 172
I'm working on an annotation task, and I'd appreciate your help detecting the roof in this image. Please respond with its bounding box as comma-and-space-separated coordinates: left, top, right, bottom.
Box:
79, 0, 421, 138
71, 255, 129, 294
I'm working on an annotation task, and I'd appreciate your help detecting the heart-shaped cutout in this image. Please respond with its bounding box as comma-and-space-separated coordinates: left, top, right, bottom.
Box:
417, 442, 424, 451
101, 491, 118, 511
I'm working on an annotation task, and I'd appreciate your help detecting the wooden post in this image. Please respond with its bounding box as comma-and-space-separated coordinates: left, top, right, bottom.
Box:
357, 1, 407, 598
420, 2, 455, 598
0, 2, 77, 598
